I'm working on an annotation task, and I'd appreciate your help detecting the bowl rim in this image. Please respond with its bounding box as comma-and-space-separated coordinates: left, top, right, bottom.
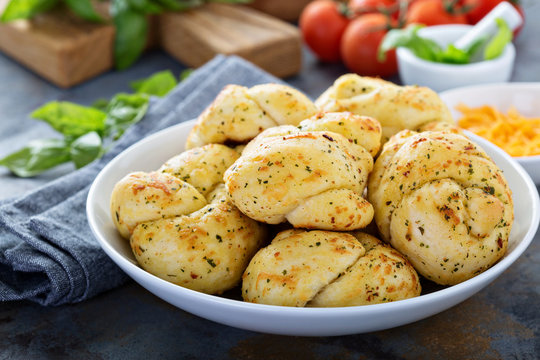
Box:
439, 82, 540, 163
396, 43, 515, 70
86, 119, 540, 319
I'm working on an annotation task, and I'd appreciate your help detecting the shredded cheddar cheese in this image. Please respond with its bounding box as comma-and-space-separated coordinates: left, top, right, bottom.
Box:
457, 104, 540, 157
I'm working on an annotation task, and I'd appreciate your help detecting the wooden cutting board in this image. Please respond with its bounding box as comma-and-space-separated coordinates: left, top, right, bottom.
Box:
0, 1, 115, 88
249, 0, 313, 21
0, 2, 302, 88
159, 3, 302, 79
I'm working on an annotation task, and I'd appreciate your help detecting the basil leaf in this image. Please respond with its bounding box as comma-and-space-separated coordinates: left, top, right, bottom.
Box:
378, 24, 442, 62
92, 98, 109, 111
131, 70, 177, 97
484, 18, 512, 60
31, 101, 106, 138
126, 0, 163, 14
1, 0, 58, 22
378, 26, 418, 62
104, 93, 149, 139
411, 37, 442, 62
112, 2, 148, 70
64, 0, 103, 22
70, 131, 103, 168
125, 0, 205, 13
169, 0, 204, 10
180, 68, 193, 81
0, 139, 70, 177
378, 23, 500, 65
438, 44, 470, 64
208, 0, 252, 4
465, 36, 488, 59
154, 0, 184, 10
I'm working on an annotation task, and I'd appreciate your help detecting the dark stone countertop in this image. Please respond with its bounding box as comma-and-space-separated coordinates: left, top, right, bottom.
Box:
1, 3, 539, 359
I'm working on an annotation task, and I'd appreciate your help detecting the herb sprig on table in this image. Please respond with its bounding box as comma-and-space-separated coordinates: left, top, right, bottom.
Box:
1, 0, 251, 69
0, 69, 187, 177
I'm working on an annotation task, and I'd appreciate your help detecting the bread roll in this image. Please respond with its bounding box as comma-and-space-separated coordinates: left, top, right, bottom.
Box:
111, 145, 266, 294
131, 185, 265, 294
159, 144, 239, 197
110, 171, 206, 239
310, 232, 421, 307
316, 74, 453, 143
225, 112, 380, 230
186, 84, 317, 149
242, 230, 420, 307
368, 130, 513, 285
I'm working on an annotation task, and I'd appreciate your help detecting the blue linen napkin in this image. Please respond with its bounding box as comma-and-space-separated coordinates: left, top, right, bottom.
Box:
0, 55, 283, 306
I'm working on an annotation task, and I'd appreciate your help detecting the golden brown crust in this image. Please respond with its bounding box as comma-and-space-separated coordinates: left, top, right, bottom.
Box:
298, 112, 382, 157
315, 74, 453, 143
242, 230, 420, 307
159, 144, 240, 197
131, 197, 265, 294
309, 233, 421, 307
224, 112, 380, 230
368, 130, 514, 285
111, 145, 266, 295
242, 230, 365, 306
186, 84, 317, 149
110, 171, 206, 239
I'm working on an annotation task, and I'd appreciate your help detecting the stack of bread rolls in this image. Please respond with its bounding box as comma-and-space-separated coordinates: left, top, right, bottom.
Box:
110, 75, 513, 307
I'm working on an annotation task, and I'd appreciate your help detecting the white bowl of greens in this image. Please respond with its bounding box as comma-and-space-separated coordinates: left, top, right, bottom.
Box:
388, 23, 515, 92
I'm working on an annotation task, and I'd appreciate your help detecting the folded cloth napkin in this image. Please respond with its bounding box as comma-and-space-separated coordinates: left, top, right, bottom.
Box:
0, 55, 283, 306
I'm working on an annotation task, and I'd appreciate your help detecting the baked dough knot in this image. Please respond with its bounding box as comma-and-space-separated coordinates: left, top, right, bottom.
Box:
368, 130, 514, 285
186, 83, 318, 149
224, 112, 381, 230
315, 74, 454, 143
110, 144, 266, 294
242, 230, 421, 307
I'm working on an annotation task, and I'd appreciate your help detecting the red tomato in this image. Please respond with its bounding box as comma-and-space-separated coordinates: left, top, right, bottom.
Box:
465, 0, 504, 23
406, 0, 468, 26
349, 0, 398, 15
349, 0, 404, 22
464, 0, 524, 37
340, 13, 398, 77
299, 0, 350, 62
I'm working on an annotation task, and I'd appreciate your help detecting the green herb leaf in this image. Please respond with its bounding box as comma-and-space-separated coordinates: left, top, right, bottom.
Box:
438, 44, 470, 64
154, 0, 184, 10
31, 101, 106, 138
92, 98, 109, 111
208, 0, 252, 4
464, 36, 487, 59
112, 2, 148, 70
104, 93, 149, 139
378, 25, 418, 62
378, 24, 442, 62
484, 18, 512, 60
180, 68, 193, 81
69, 131, 103, 168
1, 0, 59, 22
125, 0, 164, 14
0, 139, 70, 177
64, 0, 103, 22
130, 70, 177, 97
412, 37, 444, 62
378, 23, 500, 65
167, 0, 204, 11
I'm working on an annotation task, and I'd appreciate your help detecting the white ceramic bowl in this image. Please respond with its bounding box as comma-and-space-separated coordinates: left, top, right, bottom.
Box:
440, 82, 540, 184
87, 120, 539, 336
397, 25, 515, 92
